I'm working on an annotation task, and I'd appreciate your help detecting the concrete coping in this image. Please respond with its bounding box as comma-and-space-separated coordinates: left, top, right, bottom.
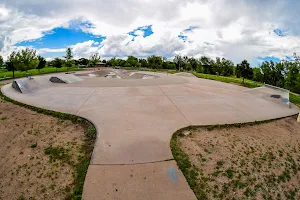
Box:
264, 84, 290, 93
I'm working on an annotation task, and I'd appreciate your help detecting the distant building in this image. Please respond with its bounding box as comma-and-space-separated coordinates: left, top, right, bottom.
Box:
78, 64, 88, 68
95, 62, 106, 68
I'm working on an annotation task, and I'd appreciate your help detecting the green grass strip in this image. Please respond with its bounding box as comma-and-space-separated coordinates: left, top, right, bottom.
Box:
0, 67, 85, 81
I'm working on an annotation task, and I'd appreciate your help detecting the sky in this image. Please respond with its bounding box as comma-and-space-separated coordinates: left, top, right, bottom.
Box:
1, 0, 300, 66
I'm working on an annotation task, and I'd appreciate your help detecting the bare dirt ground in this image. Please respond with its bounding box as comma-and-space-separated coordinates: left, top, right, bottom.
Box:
0, 97, 86, 199
176, 116, 300, 200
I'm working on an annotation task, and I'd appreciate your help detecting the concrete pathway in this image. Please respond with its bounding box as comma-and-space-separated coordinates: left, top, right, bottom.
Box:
1, 71, 299, 200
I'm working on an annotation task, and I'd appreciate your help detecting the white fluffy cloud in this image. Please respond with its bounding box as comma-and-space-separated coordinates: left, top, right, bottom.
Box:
1, 0, 300, 65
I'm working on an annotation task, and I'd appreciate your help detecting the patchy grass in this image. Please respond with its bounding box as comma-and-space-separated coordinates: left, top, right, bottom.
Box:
171, 116, 300, 200
1, 116, 7, 120
0, 89, 96, 200
0, 66, 85, 80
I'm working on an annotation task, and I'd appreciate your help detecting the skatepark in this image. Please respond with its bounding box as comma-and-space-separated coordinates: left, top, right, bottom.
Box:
1, 68, 299, 200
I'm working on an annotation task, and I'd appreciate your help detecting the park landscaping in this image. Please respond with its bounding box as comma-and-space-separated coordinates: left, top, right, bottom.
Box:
171, 116, 300, 200
0, 66, 84, 80
0, 89, 96, 200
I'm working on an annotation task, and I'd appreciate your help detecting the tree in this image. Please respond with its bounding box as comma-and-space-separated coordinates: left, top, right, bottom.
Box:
174, 54, 183, 71
285, 61, 299, 91
89, 53, 101, 69
236, 60, 253, 83
127, 56, 138, 67
76, 58, 89, 66
5, 52, 16, 78
147, 55, 163, 69
200, 56, 212, 74
252, 68, 264, 82
220, 58, 234, 76
52, 58, 63, 71
37, 56, 46, 73
64, 47, 74, 72
0, 55, 3, 68
139, 59, 149, 68
162, 61, 176, 69
188, 57, 198, 71
12, 48, 39, 72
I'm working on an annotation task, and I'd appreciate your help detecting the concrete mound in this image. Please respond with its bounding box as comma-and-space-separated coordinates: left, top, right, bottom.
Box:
12, 76, 53, 93
50, 74, 83, 84
174, 72, 196, 77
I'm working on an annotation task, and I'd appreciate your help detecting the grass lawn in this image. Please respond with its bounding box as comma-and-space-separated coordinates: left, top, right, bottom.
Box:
192, 72, 262, 88
290, 93, 300, 107
0, 67, 85, 80
123, 67, 178, 74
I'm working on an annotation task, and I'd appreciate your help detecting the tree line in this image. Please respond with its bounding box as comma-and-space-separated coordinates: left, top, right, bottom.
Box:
106, 54, 300, 93
1, 47, 299, 93
0, 47, 101, 78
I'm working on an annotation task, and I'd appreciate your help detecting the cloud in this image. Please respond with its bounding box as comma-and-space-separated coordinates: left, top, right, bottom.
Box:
38, 48, 66, 54
1, 0, 300, 65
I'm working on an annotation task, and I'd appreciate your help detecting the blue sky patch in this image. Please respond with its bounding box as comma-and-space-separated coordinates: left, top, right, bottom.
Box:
16, 27, 106, 49
128, 25, 154, 38
273, 29, 287, 37
178, 34, 188, 41
258, 56, 281, 63
183, 26, 199, 32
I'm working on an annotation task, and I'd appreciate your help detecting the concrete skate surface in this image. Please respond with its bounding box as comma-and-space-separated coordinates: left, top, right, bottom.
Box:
1, 69, 298, 200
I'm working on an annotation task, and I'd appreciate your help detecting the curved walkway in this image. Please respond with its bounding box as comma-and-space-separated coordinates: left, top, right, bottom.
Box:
1, 71, 299, 200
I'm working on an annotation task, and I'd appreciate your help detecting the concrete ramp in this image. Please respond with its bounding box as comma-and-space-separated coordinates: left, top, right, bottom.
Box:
50, 74, 83, 84
174, 72, 196, 77
245, 84, 290, 107
12, 76, 53, 93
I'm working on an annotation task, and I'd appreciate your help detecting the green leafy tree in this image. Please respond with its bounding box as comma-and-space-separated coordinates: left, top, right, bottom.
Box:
188, 57, 198, 71
236, 60, 253, 83
64, 47, 74, 72
147, 55, 163, 69
196, 62, 203, 73
127, 56, 138, 67
162, 61, 176, 69
220, 58, 234, 76
139, 59, 149, 68
106, 57, 117, 66
285, 62, 299, 91
0, 55, 3, 68
37, 55, 46, 73
52, 58, 63, 71
5, 52, 17, 78
89, 53, 101, 69
174, 54, 183, 71
252, 67, 264, 82
76, 58, 89, 66
12, 48, 39, 72
200, 56, 212, 74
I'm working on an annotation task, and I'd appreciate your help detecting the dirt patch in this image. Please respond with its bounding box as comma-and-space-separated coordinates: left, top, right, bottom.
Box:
173, 116, 300, 200
0, 97, 89, 199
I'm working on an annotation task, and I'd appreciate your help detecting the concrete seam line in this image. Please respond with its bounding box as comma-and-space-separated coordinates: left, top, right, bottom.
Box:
158, 85, 191, 125
89, 159, 175, 166
75, 89, 97, 114
218, 98, 256, 121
